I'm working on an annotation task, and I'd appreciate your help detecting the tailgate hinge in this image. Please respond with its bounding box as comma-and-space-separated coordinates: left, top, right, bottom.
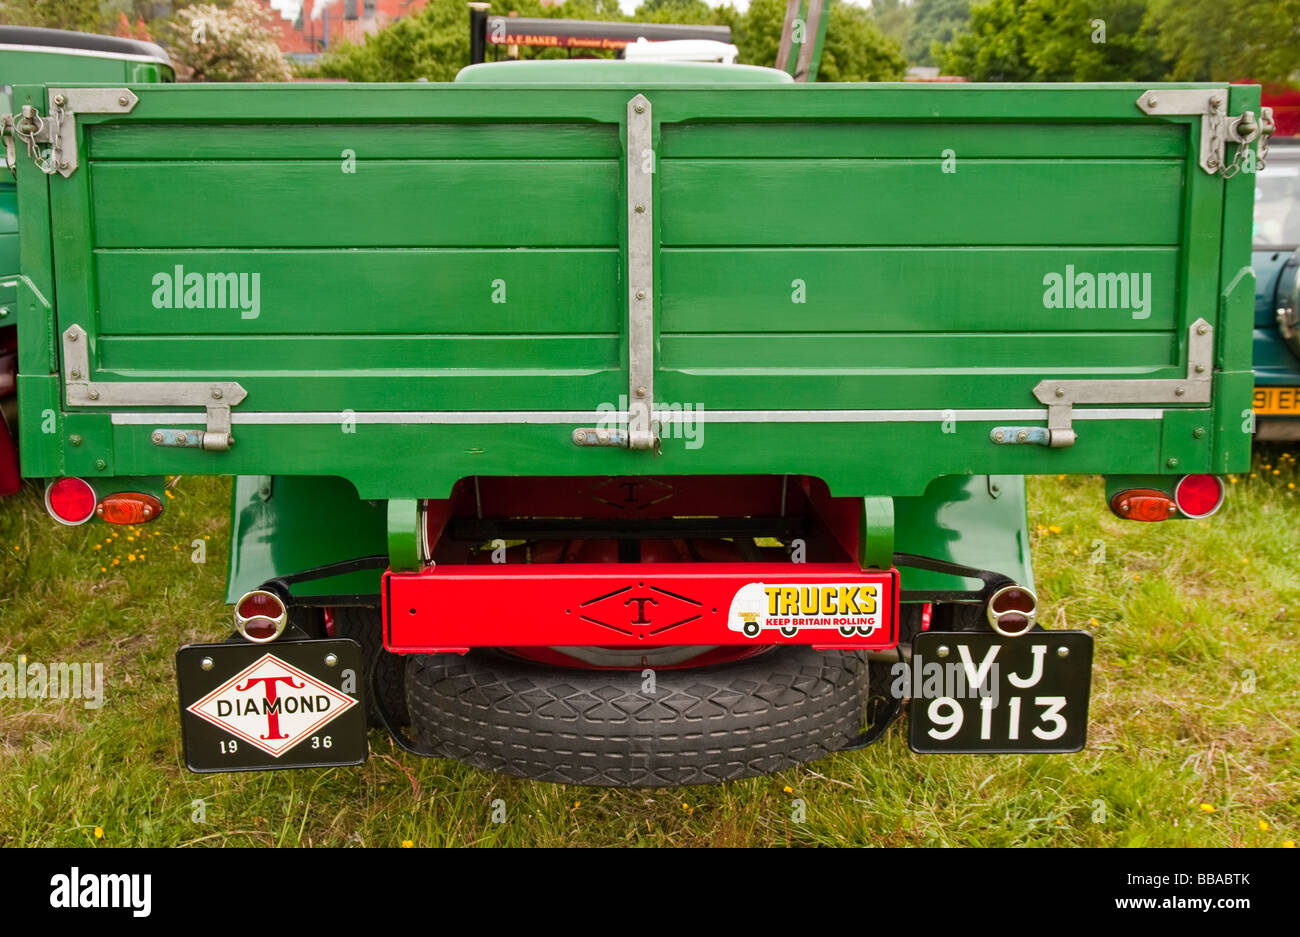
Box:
574, 93, 659, 451
1020, 318, 1213, 449
1137, 89, 1271, 176
62, 325, 246, 451
2, 88, 136, 178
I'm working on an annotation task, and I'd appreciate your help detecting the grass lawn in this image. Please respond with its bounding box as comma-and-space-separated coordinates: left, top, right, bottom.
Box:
1, 452, 1297, 847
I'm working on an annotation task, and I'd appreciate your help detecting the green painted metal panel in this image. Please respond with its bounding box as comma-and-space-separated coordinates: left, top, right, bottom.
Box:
0, 182, 16, 317
895, 474, 1033, 594
225, 474, 387, 602
12, 78, 1257, 502
95, 250, 620, 335
91, 159, 620, 248
659, 160, 1182, 246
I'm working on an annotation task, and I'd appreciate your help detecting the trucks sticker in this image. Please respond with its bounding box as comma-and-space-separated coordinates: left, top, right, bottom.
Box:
728, 582, 882, 638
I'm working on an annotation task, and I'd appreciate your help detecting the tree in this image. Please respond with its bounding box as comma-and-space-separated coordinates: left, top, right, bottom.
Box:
906, 0, 970, 66
167, 0, 292, 81
737, 0, 905, 80
938, 0, 1166, 81
1147, 0, 1300, 83
818, 2, 908, 81
0, 0, 104, 32
869, 0, 916, 52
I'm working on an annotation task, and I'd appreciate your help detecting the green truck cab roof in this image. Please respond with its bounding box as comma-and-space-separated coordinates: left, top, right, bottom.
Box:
455, 60, 794, 85
0, 24, 175, 90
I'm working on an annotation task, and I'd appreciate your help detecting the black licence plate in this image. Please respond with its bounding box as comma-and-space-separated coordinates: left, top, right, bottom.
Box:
177, 638, 368, 772
907, 630, 1093, 753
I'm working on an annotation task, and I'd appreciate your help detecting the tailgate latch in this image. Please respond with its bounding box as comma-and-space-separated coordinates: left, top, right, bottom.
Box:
61, 324, 246, 451
1028, 319, 1214, 448
2, 89, 136, 178
1137, 89, 1271, 177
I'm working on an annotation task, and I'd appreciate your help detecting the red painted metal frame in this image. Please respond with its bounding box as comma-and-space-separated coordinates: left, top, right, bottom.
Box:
383, 562, 899, 654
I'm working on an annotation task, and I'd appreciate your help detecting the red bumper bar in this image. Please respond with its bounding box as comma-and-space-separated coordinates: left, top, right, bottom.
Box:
383, 562, 900, 653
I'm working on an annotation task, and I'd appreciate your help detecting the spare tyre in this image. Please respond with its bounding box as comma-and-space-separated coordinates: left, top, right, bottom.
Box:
404, 645, 868, 787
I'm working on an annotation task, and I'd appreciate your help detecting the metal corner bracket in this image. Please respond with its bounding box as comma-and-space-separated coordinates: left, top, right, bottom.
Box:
3, 88, 136, 178
1031, 318, 1213, 448
1136, 89, 1261, 176
62, 324, 247, 451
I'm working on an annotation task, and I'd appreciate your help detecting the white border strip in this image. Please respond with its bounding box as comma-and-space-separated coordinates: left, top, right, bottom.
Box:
110, 407, 1168, 426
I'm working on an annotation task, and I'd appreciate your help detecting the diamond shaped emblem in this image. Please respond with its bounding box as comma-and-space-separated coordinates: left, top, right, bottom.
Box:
186, 653, 357, 758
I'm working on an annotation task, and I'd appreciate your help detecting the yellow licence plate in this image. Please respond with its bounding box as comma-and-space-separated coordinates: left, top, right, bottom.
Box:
1254, 387, 1300, 414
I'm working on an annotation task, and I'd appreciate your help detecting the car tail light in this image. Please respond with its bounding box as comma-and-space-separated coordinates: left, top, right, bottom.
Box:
1109, 489, 1176, 522
95, 492, 163, 525
1175, 474, 1225, 519
234, 590, 288, 643
44, 477, 97, 526
986, 584, 1038, 637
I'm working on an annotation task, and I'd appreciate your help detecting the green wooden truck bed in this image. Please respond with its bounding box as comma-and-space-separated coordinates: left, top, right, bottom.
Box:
10, 74, 1259, 499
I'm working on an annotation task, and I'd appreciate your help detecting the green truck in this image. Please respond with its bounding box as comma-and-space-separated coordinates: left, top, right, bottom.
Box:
6, 58, 1265, 786
0, 26, 173, 495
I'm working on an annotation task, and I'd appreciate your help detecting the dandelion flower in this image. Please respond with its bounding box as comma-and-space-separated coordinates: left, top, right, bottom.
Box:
93, 827, 103, 839
1284, 841, 1295, 848
1259, 820, 1269, 831
783, 786, 793, 794
400, 840, 413, 848
1048, 525, 1062, 534
1199, 803, 1215, 813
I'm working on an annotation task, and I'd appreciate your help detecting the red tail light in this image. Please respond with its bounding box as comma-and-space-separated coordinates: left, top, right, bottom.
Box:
96, 492, 163, 525
234, 590, 288, 643
44, 477, 97, 526
1175, 474, 1225, 519
986, 584, 1038, 637
1110, 489, 1176, 522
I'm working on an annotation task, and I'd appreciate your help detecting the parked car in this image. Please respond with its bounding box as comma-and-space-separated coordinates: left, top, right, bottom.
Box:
1252, 138, 1300, 441
9, 58, 1262, 785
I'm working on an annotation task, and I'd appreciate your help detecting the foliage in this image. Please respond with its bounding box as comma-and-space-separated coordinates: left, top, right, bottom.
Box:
0, 0, 104, 32
906, 0, 970, 66
938, 0, 1167, 81
166, 0, 292, 82
818, 1, 908, 81
1147, 0, 1300, 83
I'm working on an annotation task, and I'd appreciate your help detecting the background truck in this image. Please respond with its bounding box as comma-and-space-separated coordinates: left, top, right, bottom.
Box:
0, 25, 173, 496
8, 60, 1262, 786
